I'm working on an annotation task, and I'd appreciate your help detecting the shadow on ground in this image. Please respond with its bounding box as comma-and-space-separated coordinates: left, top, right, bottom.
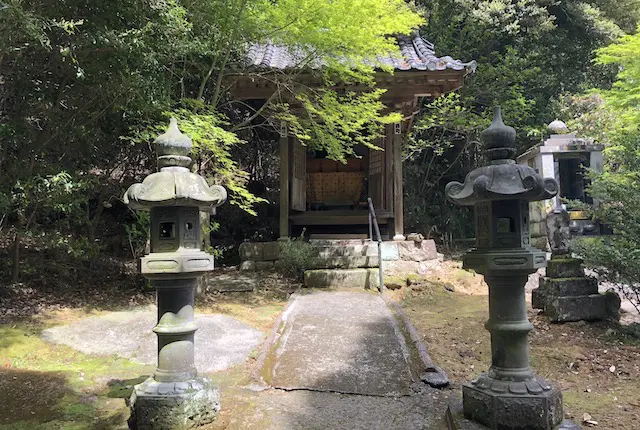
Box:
0, 368, 131, 429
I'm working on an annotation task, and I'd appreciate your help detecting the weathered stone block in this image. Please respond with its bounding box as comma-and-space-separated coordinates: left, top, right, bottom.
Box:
539, 276, 598, 297
546, 294, 607, 322
129, 377, 220, 430
238, 242, 263, 261
380, 242, 400, 261
463, 382, 562, 430
605, 290, 622, 321
303, 268, 380, 289
546, 258, 584, 278
262, 241, 281, 261
531, 287, 546, 310
307, 256, 379, 269
397, 239, 437, 262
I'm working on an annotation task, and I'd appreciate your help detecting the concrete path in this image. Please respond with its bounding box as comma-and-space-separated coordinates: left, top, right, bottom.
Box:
42, 306, 263, 372
262, 291, 414, 397
223, 290, 472, 430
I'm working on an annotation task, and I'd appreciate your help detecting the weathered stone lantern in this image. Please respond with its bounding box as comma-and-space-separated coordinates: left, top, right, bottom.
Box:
124, 118, 227, 429
445, 108, 563, 429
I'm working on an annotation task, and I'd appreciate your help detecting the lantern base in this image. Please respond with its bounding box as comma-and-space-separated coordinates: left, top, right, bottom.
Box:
128, 376, 220, 429
463, 374, 563, 430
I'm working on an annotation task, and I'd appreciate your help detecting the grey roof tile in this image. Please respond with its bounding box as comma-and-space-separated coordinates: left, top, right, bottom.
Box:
246, 33, 476, 73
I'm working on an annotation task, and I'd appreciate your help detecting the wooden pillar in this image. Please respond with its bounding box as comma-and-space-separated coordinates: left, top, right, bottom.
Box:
393, 122, 405, 241
279, 124, 289, 239
384, 125, 394, 212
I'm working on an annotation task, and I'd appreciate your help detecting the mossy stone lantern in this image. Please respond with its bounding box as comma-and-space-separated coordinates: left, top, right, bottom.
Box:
445, 108, 563, 430
124, 118, 227, 429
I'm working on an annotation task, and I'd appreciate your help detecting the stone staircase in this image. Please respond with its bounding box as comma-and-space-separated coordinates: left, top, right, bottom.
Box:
238, 236, 439, 290
303, 239, 381, 289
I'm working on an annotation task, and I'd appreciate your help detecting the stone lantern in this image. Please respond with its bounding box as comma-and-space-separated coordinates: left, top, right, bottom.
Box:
445, 108, 563, 429
124, 118, 227, 429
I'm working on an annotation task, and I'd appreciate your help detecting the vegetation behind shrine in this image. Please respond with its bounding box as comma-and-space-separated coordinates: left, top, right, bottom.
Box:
1, 0, 640, 306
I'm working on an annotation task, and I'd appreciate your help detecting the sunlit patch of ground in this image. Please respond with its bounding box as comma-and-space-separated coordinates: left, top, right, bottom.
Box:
0, 276, 291, 429
397, 270, 640, 429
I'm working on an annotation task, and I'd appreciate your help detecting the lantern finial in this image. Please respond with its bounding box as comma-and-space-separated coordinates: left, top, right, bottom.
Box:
482, 106, 517, 162
155, 118, 193, 168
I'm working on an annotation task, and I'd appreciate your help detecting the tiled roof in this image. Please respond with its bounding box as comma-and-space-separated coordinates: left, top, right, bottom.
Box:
246, 33, 476, 73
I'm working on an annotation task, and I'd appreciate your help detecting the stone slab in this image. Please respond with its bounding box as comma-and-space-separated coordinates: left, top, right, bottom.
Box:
306, 256, 379, 269
546, 258, 584, 278
225, 388, 457, 430
41, 307, 264, 372
303, 268, 380, 289
397, 239, 438, 262
315, 244, 378, 258
540, 276, 598, 297
546, 294, 607, 322
239, 242, 264, 261
380, 242, 400, 261
264, 291, 414, 397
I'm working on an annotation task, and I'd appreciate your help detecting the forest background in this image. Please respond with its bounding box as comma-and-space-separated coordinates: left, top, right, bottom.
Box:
1, 0, 639, 304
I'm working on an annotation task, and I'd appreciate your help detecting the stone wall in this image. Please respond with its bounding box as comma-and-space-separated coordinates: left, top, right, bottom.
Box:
238, 238, 439, 271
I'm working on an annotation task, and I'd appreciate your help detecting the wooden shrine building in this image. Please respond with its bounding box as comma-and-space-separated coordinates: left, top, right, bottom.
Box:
228, 34, 476, 240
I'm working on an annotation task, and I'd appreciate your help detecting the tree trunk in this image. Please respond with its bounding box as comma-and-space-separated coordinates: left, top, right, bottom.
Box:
11, 231, 20, 284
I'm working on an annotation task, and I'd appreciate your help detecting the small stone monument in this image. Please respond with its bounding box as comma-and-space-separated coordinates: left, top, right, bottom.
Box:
124, 118, 227, 429
531, 208, 621, 322
446, 107, 563, 429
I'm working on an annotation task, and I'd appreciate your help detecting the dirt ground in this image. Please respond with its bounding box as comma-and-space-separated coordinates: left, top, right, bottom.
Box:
391, 264, 640, 430
1, 245, 639, 429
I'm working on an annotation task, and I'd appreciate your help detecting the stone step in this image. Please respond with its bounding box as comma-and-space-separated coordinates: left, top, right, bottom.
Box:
309, 239, 372, 246
304, 268, 380, 289
546, 258, 584, 278
545, 294, 607, 322
539, 277, 598, 297
314, 244, 378, 258
306, 256, 380, 269
309, 233, 369, 240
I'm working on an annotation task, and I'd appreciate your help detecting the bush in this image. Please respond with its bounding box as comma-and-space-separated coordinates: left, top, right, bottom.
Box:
276, 238, 318, 281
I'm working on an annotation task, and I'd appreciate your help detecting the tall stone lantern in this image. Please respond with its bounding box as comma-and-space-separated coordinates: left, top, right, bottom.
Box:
124, 118, 227, 429
445, 108, 563, 429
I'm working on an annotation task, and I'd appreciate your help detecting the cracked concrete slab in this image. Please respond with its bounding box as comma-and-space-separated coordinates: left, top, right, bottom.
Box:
223, 388, 457, 430
42, 306, 264, 372
262, 291, 414, 397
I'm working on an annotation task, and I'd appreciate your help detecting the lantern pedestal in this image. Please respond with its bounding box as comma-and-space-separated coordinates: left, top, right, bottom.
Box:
461, 250, 563, 429
129, 377, 220, 430
463, 379, 562, 430
128, 267, 221, 429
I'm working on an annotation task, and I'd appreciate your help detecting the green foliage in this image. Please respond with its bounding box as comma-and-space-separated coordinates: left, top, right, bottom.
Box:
595, 27, 640, 130
276, 239, 318, 280
0, 0, 424, 279
277, 89, 401, 161
402, 0, 640, 242
124, 210, 150, 259
570, 26, 640, 312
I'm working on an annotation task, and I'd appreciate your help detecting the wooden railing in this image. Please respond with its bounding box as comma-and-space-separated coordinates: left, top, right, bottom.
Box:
367, 197, 384, 293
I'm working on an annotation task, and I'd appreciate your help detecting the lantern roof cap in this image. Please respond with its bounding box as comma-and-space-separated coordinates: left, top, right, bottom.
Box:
123, 119, 227, 210
445, 106, 558, 205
